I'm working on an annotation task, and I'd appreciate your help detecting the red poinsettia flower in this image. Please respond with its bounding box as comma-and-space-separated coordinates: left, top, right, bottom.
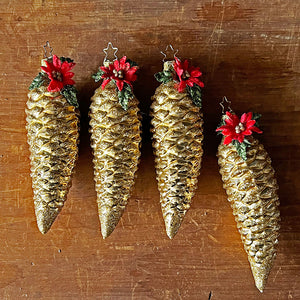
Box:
41, 55, 75, 92
173, 57, 204, 92
100, 56, 138, 91
216, 111, 262, 145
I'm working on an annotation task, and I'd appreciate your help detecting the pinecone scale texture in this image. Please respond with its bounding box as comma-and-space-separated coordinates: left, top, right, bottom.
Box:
89, 82, 141, 238
26, 85, 79, 234
217, 138, 280, 292
151, 81, 204, 239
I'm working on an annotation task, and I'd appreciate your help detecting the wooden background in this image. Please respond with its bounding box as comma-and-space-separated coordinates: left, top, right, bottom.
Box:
0, 0, 299, 299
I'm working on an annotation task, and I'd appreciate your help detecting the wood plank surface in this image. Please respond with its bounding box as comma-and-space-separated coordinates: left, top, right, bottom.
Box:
0, 0, 299, 299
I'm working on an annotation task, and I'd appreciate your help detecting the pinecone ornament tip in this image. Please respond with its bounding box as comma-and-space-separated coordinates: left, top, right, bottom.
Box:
164, 210, 184, 239
36, 210, 58, 234
99, 206, 125, 239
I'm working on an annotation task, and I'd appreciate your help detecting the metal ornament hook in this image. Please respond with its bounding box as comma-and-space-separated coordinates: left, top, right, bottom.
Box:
43, 41, 53, 59
103, 42, 118, 64
160, 44, 179, 62
220, 96, 233, 114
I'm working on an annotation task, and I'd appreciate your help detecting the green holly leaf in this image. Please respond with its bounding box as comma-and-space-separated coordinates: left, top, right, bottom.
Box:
216, 118, 226, 135
92, 69, 105, 82
126, 59, 138, 68
29, 72, 47, 90
60, 85, 79, 108
154, 70, 173, 84
59, 57, 74, 63
117, 82, 133, 111
232, 140, 250, 161
252, 112, 262, 127
186, 84, 202, 108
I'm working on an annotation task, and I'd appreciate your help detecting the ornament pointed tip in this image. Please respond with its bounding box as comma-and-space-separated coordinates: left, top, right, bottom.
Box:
255, 280, 266, 293
164, 210, 185, 239
99, 204, 125, 239
251, 264, 271, 293
37, 223, 50, 234
100, 225, 114, 239
165, 225, 176, 239
35, 205, 60, 234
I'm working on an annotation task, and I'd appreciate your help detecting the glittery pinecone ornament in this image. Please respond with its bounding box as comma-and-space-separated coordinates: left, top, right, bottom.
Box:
216, 109, 280, 292
26, 49, 79, 234
151, 53, 204, 238
90, 47, 141, 238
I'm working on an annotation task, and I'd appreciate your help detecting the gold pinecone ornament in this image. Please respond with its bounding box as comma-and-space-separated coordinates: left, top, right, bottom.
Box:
151, 55, 204, 238
216, 110, 280, 292
26, 51, 79, 234
90, 51, 141, 238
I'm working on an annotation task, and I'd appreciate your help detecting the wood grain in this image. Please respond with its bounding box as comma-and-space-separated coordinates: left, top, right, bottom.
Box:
0, 0, 299, 299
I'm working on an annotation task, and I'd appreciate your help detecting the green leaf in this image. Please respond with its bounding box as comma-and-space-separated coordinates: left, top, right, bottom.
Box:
92, 69, 105, 82
252, 112, 262, 127
154, 70, 173, 84
186, 84, 202, 108
117, 82, 133, 111
216, 118, 226, 135
60, 85, 79, 108
243, 138, 251, 145
59, 57, 74, 63
232, 140, 250, 161
29, 72, 47, 90
126, 58, 138, 68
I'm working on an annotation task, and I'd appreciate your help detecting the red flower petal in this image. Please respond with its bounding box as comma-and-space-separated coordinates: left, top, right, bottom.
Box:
115, 79, 124, 91
186, 80, 194, 87
224, 136, 233, 145
225, 111, 234, 118
64, 78, 75, 86
119, 56, 127, 68
190, 77, 204, 87
125, 67, 138, 82
125, 74, 137, 83
52, 55, 61, 69
174, 65, 183, 77
240, 113, 247, 123
243, 129, 252, 135
237, 134, 244, 143
246, 120, 256, 127
113, 59, 120, 70
190, 68, 202, 78
101, 78, 111, 90
41, 65, 51, 75
246, 112, 253, 122
177, 80, 186, 92
221, 128, 233, 135
216, 125, 228, 132
225, 113, 237, 126
100, 66, 109, 72
183, 59, 189, 70
48, 80, 63, 92
61, 61, 75, 73
176, 68, 184, 77
251, 126, 263, 133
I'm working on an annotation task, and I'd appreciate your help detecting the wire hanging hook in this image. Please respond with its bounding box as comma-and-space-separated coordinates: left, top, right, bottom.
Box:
160, 44, 179, 62
220, 96, 233, 114
43, 41, 53, 59
103, 42, 118, 64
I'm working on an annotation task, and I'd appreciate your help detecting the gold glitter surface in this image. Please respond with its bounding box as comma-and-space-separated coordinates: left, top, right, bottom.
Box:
89, 81, 141, 239
151, 80, 204, 239
217, 137, 280, 292
26, 85, 79, 234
